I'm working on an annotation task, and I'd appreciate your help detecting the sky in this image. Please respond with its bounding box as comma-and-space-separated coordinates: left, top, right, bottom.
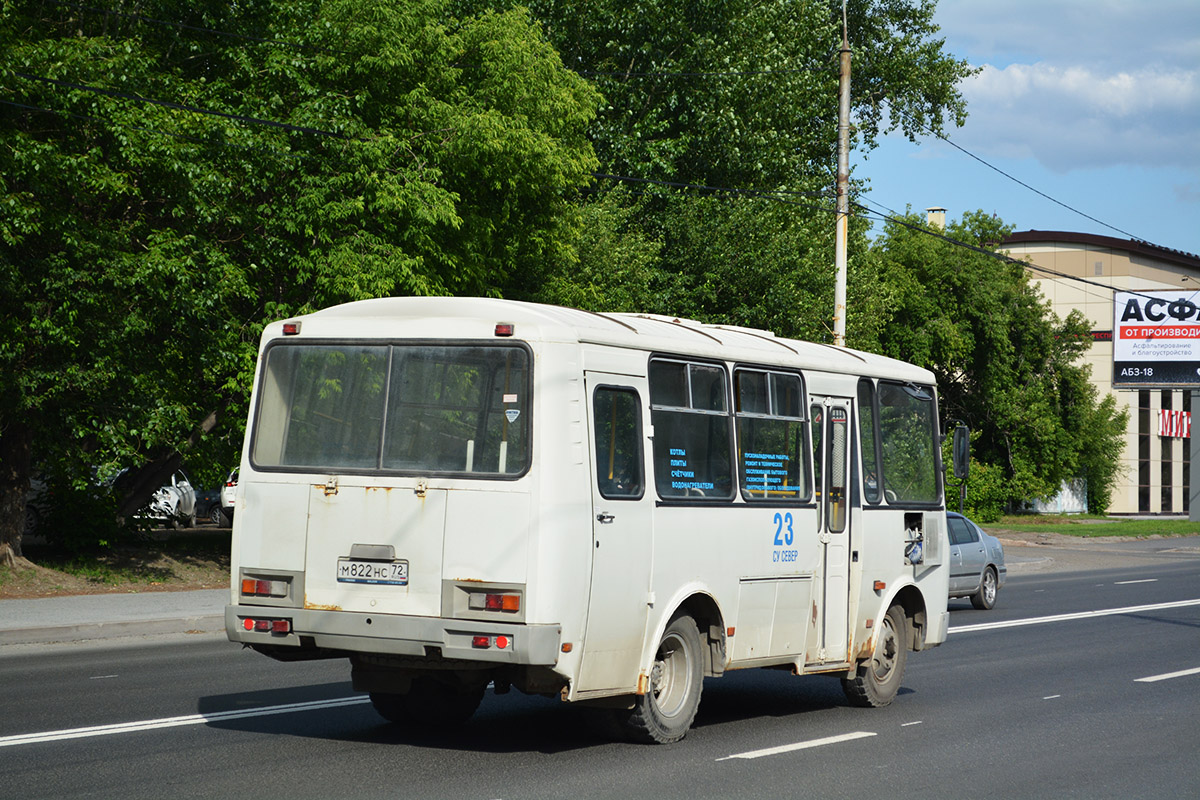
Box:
859, 0, 1200, 256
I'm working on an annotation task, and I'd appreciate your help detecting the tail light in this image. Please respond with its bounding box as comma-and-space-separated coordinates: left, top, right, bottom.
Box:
468, 592, 520, 612
241, 617, 291, 634
241, 578, 288, 598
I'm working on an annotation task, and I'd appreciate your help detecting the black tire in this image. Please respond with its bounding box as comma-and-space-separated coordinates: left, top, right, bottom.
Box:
971, 566, 999, 610
614, 613, 703, 744
209, 505, 223, 526
842, 604, 908, 708
369, 677, 485, 729
23, 505, 40, 537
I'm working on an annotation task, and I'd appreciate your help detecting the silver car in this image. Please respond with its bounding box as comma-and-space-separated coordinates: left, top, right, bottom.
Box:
947, 512, 1007, 610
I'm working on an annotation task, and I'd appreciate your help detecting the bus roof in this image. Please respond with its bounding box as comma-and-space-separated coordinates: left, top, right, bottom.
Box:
276, 296, 935, 384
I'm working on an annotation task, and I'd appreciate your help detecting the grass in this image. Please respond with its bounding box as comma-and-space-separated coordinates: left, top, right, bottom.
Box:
991, 516, 1200, 538
1, 528, 231, 598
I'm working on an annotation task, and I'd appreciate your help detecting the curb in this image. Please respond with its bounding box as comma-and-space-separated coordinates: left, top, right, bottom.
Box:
0, 614, 225, 647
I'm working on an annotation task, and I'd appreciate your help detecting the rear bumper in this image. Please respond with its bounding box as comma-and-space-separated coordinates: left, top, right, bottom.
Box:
225, 605, 561, 666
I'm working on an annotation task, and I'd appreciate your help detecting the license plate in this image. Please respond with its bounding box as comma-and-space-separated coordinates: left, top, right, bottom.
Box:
336, 558, 409, 586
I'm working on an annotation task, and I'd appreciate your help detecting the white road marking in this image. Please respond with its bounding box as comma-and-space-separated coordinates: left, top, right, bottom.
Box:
1115, 579, 1158, 585
901, 721, 923, 727
949, 598, 1200, 634
1135, 667, 1200, 683
1043, 695, 1061, 700
89, 675, 118, 680
0, 696, 370, 748
718, 731, 876, 761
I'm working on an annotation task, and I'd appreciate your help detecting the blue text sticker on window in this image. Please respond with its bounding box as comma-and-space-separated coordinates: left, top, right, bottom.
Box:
505, 409, 520, 423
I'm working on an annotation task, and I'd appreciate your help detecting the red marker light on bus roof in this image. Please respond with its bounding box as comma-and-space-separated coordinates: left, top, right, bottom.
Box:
282, 321, 301, 335
494, 323, 514, 337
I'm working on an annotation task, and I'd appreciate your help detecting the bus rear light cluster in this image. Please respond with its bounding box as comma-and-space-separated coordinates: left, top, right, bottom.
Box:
241, 617, 291, 634
471, 635, 511, 650
242, 578, 288, 598
468, 592, 520, 612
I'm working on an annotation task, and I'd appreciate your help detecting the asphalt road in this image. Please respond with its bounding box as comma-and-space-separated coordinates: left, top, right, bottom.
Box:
2, 548, 1198, 799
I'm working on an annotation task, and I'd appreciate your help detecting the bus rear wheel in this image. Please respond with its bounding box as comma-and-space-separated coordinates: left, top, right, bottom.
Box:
614, 613, 703, 744
369, 677, 485, 729
842, 604, 908, 708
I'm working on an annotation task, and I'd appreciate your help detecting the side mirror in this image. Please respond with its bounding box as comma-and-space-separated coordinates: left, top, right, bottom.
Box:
951, 424, 970, 480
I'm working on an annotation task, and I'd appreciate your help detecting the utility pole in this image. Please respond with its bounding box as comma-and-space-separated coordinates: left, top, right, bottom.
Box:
832, 5, 851, 347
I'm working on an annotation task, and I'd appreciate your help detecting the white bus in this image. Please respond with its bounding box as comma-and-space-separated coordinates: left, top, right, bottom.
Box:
226, 297, 964, 743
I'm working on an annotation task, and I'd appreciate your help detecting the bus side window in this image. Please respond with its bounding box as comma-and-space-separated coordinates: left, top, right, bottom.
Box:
594, 387, 645, 500
649, 359, 734, 500
858, 379, 881, 504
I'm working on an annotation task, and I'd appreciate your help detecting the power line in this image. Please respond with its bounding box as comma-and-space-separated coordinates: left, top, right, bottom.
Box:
883, 105, 1148, 243
12, 72, 360, 141
40, 0, 344, 54
594, 173, 830, 200
579, 68, 827, 78
0, 98, 309, 161
853, 201, 1188, 305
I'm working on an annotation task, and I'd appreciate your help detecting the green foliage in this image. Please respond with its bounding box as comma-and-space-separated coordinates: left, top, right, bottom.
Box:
0, 0, 600, 550
952, 459, 1009, 524
36, 481, 126, 555
875, 210, 1128, 513
455, 0, 974, 339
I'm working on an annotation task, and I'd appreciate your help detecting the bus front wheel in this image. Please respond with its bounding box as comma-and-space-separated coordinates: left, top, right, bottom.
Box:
616, 613, 704, 744
842, 604, 908, 708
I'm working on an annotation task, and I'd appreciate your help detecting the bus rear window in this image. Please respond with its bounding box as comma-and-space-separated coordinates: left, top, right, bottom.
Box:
251, 343, 530, 477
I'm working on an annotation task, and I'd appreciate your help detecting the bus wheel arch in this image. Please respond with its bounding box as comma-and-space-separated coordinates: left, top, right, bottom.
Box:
890, 584, 928, 652
841, 603, 908, 708
675, 592, 727, 677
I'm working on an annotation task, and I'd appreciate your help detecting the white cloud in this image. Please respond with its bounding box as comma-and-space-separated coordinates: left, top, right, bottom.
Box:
955, 62, 1200, 172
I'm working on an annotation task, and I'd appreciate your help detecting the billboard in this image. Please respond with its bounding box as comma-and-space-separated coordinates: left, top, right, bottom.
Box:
1113, 289, 1200, 388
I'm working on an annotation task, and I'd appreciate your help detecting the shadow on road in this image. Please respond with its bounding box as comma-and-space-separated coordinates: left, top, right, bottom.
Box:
195, 668, 881, 753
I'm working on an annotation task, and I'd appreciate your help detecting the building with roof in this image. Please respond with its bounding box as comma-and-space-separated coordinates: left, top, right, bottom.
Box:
1000, 230, 1200, 515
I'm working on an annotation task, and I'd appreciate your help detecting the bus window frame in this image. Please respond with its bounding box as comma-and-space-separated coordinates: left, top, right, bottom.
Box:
872, 378, 945, 509
247, 337, 535, 481
858, 378, 883, 505
732, 365, 812, 504
647, 355, 736, 502
592, 384, 647, 501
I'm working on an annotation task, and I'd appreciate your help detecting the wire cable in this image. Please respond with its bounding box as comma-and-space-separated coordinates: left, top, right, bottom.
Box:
883, 105, 1148, 243
12, 71, 359, 141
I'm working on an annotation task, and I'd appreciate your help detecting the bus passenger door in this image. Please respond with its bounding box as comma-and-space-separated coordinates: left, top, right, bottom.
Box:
577, 375, 654, 692
809, 396, 852, 664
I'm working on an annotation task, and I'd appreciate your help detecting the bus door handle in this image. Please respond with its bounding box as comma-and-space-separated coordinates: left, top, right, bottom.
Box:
596, 512, 615, 524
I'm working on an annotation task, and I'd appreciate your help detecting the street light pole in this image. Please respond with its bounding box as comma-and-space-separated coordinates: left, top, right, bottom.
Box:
832, 7, 851, 347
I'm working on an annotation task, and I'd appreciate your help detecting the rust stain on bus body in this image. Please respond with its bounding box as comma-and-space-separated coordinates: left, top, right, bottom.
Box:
305, 599, 342, 611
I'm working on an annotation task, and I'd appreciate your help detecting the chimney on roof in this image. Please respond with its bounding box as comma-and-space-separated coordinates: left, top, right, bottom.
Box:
926, 207, 946, 230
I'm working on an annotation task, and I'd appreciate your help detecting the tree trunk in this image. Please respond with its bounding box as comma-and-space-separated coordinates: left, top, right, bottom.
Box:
0, 420, 34, 568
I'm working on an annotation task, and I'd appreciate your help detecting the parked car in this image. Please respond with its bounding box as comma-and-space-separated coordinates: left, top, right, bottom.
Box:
143, 469, 198, 528
947, 512, 1007, 609
220, 468, 238, 523
194, 487, 224, 526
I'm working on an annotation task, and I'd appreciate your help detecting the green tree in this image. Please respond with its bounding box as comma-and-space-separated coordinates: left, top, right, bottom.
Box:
455, 0, 974, 336
873, 210, 1128, 512
0, 0, 599, 565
